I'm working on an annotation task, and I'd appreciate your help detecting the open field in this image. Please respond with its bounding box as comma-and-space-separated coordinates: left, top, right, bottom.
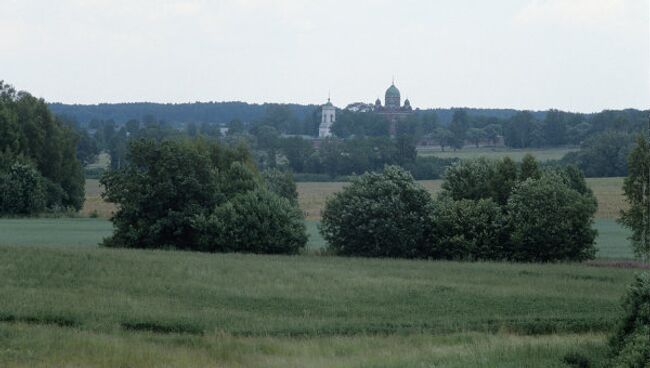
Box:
0, 245, 636, 367
417, 146, 579, 161
0, 176, 638, 366
297, 177, 627, 221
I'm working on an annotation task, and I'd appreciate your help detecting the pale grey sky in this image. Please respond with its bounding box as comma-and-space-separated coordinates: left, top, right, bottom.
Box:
1, 0, 648, 112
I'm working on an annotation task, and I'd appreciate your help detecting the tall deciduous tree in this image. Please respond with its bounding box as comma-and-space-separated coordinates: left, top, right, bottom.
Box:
620, 133, 650, 260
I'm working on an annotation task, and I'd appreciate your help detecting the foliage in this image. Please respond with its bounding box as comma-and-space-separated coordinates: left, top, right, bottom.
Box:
608, 272, 650, 368
263, 168, 299, 205
101, 139, 304, 253
193, 189, 306, 254
507, 173, 598, 262
428, 198, 509, 260
619, 135, 650, 260
0, 162, 46, 215
562, 131, 634, 177
0, 81, 85, 211
320, 166, 434, 258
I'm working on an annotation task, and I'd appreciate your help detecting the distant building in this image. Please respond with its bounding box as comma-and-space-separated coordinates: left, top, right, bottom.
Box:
319, 98, 336, 138
374, 81, 413, 135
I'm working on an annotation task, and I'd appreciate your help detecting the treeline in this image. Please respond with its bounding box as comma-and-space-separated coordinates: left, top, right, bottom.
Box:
0, 81, 85, 215
50, 101, 317, 128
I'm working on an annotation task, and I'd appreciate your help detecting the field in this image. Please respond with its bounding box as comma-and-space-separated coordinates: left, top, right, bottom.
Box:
0, 245, 635, 367
417, 146, 579, 162
0, 176, 642, 367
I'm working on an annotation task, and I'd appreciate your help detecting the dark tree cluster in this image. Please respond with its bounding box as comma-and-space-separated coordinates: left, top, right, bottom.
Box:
0, 81, 85, 215
321, 158, 597, 262
101, 139, 306, 254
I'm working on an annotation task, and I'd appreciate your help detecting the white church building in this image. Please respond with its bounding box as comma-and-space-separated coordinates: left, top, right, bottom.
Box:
318, 98, 336, 138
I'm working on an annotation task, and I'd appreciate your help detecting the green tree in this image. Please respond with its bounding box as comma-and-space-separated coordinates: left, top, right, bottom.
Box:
607, 272, 650, 368
441, 158, 496, 201
428, 198, 508, 260
193, 189, 306, 254
0, 162, 46, 215
263, 169, 298, 205
519, 154, 541, 181
619, 135, 650, 260
320, 166, 434, 258
466, 128, 485, 148
507, 173, 597, 262
449, 109, 469, 150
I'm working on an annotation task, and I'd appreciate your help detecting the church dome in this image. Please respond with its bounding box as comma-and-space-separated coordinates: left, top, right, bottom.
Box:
385, 84, 400, 99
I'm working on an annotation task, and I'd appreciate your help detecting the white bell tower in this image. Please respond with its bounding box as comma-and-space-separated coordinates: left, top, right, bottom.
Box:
318, 96, 336, 138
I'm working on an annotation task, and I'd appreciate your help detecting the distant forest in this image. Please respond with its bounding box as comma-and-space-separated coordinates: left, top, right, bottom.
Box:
50, 99, 649, 179
49, 101, 546, 127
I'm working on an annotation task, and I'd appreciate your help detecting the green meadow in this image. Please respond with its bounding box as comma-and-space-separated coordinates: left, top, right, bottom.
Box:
0, 245, 635, 367
0, 176, 642, 367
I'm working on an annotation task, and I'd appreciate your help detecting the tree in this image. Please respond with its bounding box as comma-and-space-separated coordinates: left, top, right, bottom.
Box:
483, 124, 501, 146
320, 166, 434, 258
490, 157, 518, 206
619, 135, 650, 260
194, 189, 306, 254
0, 81, 85, 211
428, 198, 508, 260
519, 154, 541, 181
466, 128, 485, 148
449, 109, 469, 150
0, 162, 46, 215
562, 131, 634, 178
263, 169, 298, 205
507, 173, 597, 262
433, 128, 453, 151
441, 158, 496, 201
607, 272, 650, 367
227, 119, 245, 135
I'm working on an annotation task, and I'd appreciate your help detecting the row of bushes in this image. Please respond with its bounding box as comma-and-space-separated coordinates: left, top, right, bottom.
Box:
321, 157, 598, 262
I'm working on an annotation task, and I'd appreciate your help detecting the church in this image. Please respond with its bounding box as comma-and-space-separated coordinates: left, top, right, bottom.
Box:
318, 81, 413, 138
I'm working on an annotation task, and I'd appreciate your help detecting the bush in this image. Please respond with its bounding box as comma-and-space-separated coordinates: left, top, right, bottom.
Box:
320, 166, 434, 258
263, 169, 298, 205
608, 272, 650, 368
0, 162, 46, 215
101, 139, 306, 254
428, 198, 509, 260
507, 173, 597, 262
193, 189, 306, 254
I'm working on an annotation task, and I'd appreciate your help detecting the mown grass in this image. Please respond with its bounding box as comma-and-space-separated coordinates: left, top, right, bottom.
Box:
417, 146, 579, 162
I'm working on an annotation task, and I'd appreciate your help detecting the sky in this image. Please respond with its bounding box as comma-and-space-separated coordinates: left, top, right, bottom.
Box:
1, 0, 649, 112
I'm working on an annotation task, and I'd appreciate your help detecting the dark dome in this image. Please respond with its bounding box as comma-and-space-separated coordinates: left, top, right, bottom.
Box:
385, 84, 400, 99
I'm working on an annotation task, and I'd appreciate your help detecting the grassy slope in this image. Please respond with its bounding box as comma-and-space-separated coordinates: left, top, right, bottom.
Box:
0, 245, 633, 367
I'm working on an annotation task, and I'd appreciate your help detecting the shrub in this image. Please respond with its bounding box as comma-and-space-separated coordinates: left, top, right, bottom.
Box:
507, 173, 597, 262
428, 198, 509, 260
441, 158, 496, 201
193, 189, 307, 254
608, 272, 650, 368
101, 139, 305, 254
320, 166, 434, 258
0, 162, 46, 215
263, 169, 298, 205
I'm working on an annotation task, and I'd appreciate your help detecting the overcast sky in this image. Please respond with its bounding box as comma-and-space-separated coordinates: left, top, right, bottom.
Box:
1, 0, 648, 112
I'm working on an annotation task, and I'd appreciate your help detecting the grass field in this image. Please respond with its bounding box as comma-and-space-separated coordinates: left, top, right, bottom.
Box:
297, 177, 626, 221
0, 176, 640, 367
0, 245, 636, 367
417, 146, 579, 162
